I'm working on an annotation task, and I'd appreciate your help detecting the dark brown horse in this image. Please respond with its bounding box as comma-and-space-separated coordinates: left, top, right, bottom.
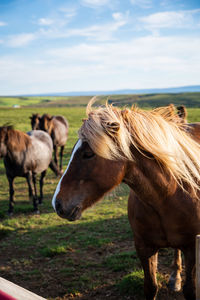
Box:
0, 126, 55, 214
30, 113, 41, 130
31, 114, 68, 173
177, 105, 188, 123
52, 100, 200, 300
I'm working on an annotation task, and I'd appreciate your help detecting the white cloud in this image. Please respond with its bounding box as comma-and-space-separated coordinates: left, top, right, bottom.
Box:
0, 21, 7, 26
112, 12, 129, 21
38, 14, 128, 41
58, 6, 77, 19
1, 3, 200, 95
130, 0, 152, 9
7, 33, 37, 47
38, 18, 55, 26
0, 21, 7, 27
1, 34, 200, 94
37, 35, 199, 91
4, 9, 128, 49
140, 9, 200, 30
38, 7, 77, 27
68, 20, 127, 40
47, 36, 200, 70
81, 0, 111, 7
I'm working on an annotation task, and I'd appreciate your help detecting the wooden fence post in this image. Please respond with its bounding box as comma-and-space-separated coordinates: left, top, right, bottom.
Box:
0, 277, 46, 300
196, 235, 200, 300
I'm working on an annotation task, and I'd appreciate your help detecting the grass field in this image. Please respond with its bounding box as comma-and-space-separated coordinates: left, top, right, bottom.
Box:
0, 100, 200, 299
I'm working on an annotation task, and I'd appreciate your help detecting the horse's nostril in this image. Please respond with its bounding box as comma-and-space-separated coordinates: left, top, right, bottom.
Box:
55, 198, 64, 214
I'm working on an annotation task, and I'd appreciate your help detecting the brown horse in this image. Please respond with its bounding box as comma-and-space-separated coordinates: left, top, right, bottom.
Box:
0, 126, 55, 214
31, 114, 69, 173
52, 100, 200, 300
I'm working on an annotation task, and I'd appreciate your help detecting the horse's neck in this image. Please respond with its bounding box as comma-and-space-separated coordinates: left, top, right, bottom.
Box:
124, 151, 177, 207
6, 130, 30, 157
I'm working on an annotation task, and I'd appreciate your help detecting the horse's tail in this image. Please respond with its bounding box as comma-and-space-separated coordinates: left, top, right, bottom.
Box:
49, 160, 61, 177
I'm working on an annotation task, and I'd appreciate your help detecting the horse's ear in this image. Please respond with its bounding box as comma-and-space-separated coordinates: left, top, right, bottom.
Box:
104, 121, 120, 135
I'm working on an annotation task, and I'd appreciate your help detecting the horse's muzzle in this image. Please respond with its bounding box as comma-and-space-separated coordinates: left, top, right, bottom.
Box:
55, 198, 81, 221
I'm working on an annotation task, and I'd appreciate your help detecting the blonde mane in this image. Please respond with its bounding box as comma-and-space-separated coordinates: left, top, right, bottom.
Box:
79, 98, 200, 194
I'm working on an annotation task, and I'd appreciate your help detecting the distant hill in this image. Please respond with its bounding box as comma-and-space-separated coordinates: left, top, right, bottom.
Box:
1, 90, 200, 108
20, 85, 200, 97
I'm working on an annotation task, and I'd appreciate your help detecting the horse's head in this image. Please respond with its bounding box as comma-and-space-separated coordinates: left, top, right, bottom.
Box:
30, 114, 41, 130
52, 98, 200, 223
52, 139, 126, 221
177, 105, 187, 122
39, 114, 53, 134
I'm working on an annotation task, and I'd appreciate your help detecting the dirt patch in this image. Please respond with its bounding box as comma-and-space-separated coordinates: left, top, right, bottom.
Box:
0, 236, 186, 300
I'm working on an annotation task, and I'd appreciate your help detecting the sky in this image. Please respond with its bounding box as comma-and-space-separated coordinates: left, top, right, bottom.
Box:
0, 0, 200, 95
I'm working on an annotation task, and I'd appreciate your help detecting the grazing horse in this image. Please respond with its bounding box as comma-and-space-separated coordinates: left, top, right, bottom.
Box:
52, 100, 200, 300
31, 114, 68, 173
0, 126, 54, 214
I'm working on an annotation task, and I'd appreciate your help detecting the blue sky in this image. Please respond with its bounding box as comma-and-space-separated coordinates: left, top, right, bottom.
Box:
0, 0, 200, 95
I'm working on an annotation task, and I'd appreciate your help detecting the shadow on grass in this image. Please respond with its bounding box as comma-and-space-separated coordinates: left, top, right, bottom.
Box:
0, 210, 184, 300
0, 191, 55, 220
0, 213, 137, 297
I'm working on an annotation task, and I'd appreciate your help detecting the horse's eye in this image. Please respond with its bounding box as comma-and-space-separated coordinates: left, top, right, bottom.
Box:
82, 151, 95, 159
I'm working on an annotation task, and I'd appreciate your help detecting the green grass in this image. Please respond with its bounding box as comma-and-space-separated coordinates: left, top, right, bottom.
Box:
0, 101, 200, 299
39, 246, 67, 257
118, 271, 167, 298
105, 251, 139, 272
0, 96, 92, 107
118, 270, 145, 298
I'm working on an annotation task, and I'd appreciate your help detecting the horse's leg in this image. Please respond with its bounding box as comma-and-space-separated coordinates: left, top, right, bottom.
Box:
59, 145, 64, 173
182, 247, 195, 300
136, 245, 158, 300
54, 145, 58, 168
38, 170, 46, 204
49, 160, 60, 177
26, 172, 33, 201
32, 172, 39, 213
168, 249, 182, 291
7, 176, 15, 215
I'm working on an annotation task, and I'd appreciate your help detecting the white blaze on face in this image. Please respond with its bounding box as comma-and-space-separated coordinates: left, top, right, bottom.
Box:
52, 139, 82, 211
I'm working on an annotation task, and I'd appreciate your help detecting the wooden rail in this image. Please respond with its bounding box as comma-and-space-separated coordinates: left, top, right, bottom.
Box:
0, 277, 46, 300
